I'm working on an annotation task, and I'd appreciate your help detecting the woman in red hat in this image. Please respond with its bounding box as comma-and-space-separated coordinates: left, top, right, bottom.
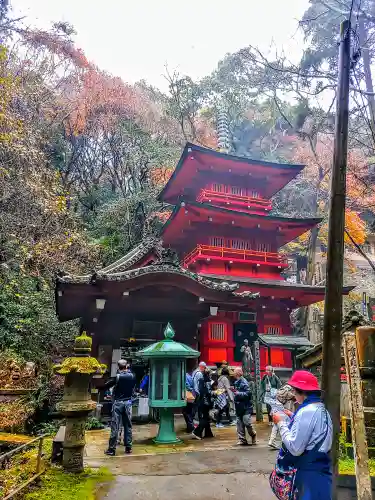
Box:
269, 370, 333, 500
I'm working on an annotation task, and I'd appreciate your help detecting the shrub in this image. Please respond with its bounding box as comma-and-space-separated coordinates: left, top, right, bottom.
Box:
85, 417, 104, 430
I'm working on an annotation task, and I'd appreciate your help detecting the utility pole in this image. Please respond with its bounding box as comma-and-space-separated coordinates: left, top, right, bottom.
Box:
321, 19, 350, 500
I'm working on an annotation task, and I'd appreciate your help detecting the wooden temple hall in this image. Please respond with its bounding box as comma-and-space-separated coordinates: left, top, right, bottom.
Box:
55, 143, 352, 380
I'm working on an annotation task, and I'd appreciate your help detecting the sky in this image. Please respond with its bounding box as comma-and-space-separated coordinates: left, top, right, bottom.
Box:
11, 0, 310, 91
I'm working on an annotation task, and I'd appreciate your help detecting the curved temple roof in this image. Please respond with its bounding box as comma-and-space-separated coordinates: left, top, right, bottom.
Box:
160, 202, 322, 249
158, 142, 305, 203
55, 249, 261, 322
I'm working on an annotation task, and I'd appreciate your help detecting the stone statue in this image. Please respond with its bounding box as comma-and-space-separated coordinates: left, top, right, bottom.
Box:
10, 362, 21, 382
54, 331, 106, 473
23, 362, 36, 378
240, 338, 253, 378
0, 356, 37, 390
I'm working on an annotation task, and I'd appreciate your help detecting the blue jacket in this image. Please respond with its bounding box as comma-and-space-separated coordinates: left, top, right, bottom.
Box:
140, 374, 149, 395
186, 373, 194, 392
234, 377, 253, 415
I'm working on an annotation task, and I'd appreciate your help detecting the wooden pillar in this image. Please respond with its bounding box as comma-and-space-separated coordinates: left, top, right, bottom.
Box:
291, 349, 295, 370
356, 326, 375, 451
343, 329, 372, 500
254, 340, 263, 422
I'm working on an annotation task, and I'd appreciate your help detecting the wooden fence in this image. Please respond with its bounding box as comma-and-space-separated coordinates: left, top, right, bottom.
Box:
0, 434, 47, 499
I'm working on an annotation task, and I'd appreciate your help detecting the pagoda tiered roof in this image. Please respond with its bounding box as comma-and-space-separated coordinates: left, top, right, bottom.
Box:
158, 143, 305, 203
160, 202, 322, 250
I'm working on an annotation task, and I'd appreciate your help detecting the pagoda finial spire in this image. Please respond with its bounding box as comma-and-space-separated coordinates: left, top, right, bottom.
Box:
217, 103, 231, 153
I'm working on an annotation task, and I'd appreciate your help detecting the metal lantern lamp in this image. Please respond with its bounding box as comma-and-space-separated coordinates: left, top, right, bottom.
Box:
137, 322, 199, 444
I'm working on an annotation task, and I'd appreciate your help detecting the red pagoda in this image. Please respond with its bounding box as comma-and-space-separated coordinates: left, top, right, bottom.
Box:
54, 141, 353, 382
158, 142, 352, 372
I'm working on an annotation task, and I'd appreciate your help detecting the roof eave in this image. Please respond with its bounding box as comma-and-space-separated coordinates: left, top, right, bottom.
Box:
159, 202, 323, 237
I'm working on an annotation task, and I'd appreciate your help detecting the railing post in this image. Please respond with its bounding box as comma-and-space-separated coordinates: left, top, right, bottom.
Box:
36, 436, 43, 474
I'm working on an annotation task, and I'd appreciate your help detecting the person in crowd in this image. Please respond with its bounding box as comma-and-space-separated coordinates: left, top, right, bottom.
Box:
139, 368, 149, 396
104, 360, 136, 456
232, 367, 257, 446
216, 366, 235, 427
192, 361, 206, 397
268, 383, 295, 449
191, 361, 207, 422
260, 365, 282, 425
270, 370, 333, 499
192, 367, 214, 440
217, 360, 229, 377
182, 369, 195, 433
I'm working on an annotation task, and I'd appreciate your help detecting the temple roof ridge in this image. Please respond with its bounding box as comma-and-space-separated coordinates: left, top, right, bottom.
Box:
57, 263, 238, 289
57, 247, 261, 298
100, 237, 163, 274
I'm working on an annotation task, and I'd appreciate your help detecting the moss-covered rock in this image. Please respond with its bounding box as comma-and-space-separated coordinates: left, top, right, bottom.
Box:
54, 357, 106, 375
73, 332, 92, 353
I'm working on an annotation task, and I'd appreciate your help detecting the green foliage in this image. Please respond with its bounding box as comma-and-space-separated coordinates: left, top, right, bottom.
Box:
339, 457, 375, 476
0, 271, 78, 364
339, 433, 375, 476
24, 467, 113, 500
88, 187, 165, 264
85, 416, 104, 430
33, 421, 61, 436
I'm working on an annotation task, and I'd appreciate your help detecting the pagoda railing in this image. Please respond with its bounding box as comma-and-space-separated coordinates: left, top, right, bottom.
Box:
196, 189, 272, 212
183, 244, 288, 268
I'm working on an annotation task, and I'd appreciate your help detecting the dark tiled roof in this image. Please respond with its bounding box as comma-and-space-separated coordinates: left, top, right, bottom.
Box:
201, 273, 321, 290
296, 343, 322, 360
100, 237, 163, 274
258, 335, 314, 348
201, 273, 354, 294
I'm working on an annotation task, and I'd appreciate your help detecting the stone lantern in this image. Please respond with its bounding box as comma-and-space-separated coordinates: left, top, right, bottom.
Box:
54, 332, 106, 472
137, 323, 199, 444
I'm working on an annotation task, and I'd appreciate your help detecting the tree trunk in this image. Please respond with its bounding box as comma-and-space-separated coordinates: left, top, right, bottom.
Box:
358, 18, 375, 138
307, 225, 319, 284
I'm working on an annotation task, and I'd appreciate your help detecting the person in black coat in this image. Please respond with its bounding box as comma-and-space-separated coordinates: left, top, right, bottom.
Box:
104, 360, 136, 455
192, 368, 214, 440
233, 367, 257, 445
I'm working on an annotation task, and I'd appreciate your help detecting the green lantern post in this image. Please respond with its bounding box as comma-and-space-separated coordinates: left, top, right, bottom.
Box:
137, 323, 199, 444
